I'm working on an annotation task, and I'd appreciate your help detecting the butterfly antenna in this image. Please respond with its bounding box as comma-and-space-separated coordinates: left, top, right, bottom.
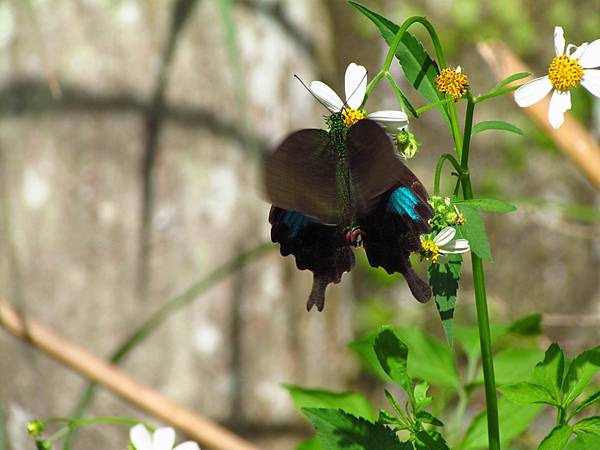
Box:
294, 74, 331, 112
342, 70, 368, 112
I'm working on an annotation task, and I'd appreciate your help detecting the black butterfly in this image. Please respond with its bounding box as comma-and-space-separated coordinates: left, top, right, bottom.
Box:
264, 110, 433, 311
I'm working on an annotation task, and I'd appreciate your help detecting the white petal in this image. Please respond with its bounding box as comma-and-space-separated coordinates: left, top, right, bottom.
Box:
344, 63, 367, 109
581, 69, 600, 97
130, 425, 153, 450
513, 77, 552, 107
173, 442, 200, 450
440, 239, 470, 254
367, 110, 409, 132
309, 81, 344, 113
153, 427, 176, 450
554, 26, 565, 56
579, 39, 600, 68
548, 89, 571, 129
434, 227, 456, 247
571, 42, 588, 60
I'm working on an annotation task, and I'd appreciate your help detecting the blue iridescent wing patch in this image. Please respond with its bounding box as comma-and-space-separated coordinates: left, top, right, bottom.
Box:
387, 187, 420, 220
281, 210, 313, 237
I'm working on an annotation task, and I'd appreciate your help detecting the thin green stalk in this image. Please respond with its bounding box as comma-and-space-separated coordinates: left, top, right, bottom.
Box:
415, 97, 456, 115
433, 153, 462, 195
460, 96, 500, 450
64, 242, 272, 448
475, 85, 520, 104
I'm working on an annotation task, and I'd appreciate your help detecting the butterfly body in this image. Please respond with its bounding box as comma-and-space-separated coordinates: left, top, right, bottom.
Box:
265, 114, 433, 311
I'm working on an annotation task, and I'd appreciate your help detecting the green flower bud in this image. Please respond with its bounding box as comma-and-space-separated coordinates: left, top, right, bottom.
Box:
35, 439, 51, 450
445, 211, 458, 224
27, 420, 45, 437
395, 130, 419, 159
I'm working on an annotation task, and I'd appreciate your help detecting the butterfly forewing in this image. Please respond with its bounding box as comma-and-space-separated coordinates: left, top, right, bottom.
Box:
346, 119, 428, 214
264, 129, 341, 224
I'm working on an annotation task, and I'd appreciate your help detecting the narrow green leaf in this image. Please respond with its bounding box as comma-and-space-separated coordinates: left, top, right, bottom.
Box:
428, 254, 462, 345
351, 328, 459, 388
415, 410, 444, 427
490, 72, 531, 92
538, 424, 573, 450
574, 416, 600, 435
472, 120, 523, 136
498, 382, 557, 405
458, 205, 491, 260
533, 343, 565, 403
349, 2, 450, 124
302, 408, 410, 450
454, 198, 517, 213
462, 397, 542, 449
384, 389, 405, 418
572, 391, 600, 416
285, 385, 375, 421
296, 436, 323, 450
378, 410, 404, 426
566, 432, 600, 449
562, 346, 600, 406
375, 329, 411, 390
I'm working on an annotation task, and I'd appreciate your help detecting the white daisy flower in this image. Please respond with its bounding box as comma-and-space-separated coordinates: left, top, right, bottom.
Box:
514, 26, 600, 128
130, 424, 200, 450
308, 62, 409, 133
421, 227, 470, 263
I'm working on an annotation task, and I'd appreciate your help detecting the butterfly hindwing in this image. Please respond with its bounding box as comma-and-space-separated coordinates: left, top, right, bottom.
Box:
361, 183, 434, 303
269, 206, 354, 311
264, 129, 340, 224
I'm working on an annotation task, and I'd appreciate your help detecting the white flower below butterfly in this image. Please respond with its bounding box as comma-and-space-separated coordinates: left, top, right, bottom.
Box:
130, 424, 200, 450
421, 227, 470, 263
309, 62, 409, 133
514, 26, 600, 128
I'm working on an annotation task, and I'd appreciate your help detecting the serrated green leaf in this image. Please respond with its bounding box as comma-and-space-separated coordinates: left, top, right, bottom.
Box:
562, 346, 600, 406
490, 72, 531, 92
296, 436, 323, 450
458, 205, 491, 260
566, 431, 600, 449
414, 430, 450, 450
498, 382, 557, 405
375, 330, 411, 390
572, 391, 600, 416
285, 385, 375, 421
538, 424, 573, 450
415, 410, 444, 427
454, 198, 517, 213
462, 397, 542, 449
349, 2, 449, 124
574, 416, 600, 435
428, 254, 462, 345
352, 328, 459, 388
533, 343, 565, 403
302, 408, 410, 450
472, 120, 523, 136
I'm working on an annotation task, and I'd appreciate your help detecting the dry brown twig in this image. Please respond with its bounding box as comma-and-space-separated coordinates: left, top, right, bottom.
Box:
0, 298, 263, 450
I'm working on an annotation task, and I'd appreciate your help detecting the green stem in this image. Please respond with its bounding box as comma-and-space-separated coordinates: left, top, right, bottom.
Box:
460, 95, 500, 450
433, 153, 462, 195
415, 97, 456, 115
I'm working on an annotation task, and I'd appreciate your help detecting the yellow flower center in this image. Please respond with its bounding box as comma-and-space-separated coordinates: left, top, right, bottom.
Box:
435, 67, 469, 101
342, 108, 366, 128
547, 55, 584, 91
421, 239, 440, 263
